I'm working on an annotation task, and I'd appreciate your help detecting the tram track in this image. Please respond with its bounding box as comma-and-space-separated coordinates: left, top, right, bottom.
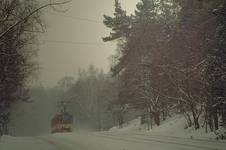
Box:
93, 132, 225, 150
125, 131, 225, 144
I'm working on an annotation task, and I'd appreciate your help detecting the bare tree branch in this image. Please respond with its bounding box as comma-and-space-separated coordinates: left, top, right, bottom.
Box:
0, 0, 71, 40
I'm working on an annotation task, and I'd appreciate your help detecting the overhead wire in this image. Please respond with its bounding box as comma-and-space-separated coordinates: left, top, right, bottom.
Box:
40, 40, 115, 47
45, 11, 101, 24
42, 12, 112, 47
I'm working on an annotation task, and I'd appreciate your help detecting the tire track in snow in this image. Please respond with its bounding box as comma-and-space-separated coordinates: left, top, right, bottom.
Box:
37, 135, 96, 150
126, 132, 225, 144
36, 137, 65, 150
93, 132, 223, 150
36, 136, 84, 150
118, 131, 226, 148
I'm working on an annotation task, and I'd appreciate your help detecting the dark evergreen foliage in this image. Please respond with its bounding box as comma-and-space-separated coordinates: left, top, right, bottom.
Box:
206, 0, 226, 138
103, 0, 226, 135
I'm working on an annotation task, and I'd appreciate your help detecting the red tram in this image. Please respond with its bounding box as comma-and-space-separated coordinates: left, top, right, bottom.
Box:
51, 112, 73, 133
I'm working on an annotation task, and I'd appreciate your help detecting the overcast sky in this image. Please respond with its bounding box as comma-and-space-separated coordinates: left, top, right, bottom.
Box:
37, 0, 139, 87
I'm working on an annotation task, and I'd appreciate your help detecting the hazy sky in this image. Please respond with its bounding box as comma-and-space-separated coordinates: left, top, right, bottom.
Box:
37, 0, 139, 87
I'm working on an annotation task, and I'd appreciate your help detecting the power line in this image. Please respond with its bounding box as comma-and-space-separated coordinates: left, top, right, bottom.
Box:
45, 11, 101, 24
41, 40, 115, 47
42, 12, 112, 47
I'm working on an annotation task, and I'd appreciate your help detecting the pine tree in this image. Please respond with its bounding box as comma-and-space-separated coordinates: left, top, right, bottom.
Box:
103, 0, 179, 127
134, 0, 157, 22
206, 0, 226, 138
103, 0, 131, 42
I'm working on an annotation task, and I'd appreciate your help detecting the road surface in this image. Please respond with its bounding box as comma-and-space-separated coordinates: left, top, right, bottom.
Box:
1, 131, 226, 150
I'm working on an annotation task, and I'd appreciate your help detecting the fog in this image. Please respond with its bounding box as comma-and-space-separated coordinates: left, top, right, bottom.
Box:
2, 0, 226, 149
9, 0, 140, 137
38, 0, 139, 87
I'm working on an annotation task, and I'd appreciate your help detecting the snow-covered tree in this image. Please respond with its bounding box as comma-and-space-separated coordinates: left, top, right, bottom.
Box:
0, 0, 70, 136
206, 0, 226, 138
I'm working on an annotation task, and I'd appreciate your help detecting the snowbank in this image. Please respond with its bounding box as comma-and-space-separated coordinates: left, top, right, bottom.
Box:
109, 115, 218, 140
109, 117, 145, 132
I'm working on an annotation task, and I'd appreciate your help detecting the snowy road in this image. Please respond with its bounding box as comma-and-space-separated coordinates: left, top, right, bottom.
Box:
1, 132, 226, 150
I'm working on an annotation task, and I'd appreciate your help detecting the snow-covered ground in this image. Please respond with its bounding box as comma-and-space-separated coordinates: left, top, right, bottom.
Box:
0, 135, 56, 150
1, 131, 226, 150
1, 115, 226, 150
110, 115, 218, 140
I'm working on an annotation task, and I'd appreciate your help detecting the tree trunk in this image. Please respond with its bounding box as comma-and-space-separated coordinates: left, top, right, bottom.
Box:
150, 115, 153, 129
118, 113, 124, 128
222, 104, 226, 129
184, 112, 192, 127
213, 111, 219, 131
153, 112, 160, 126
193, 116, 200, 129
0, 124, 3, 136
3, 123, 8, 135
191, 110, 200, 129
162, 111, 166, 121
140, 114, 146, 125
